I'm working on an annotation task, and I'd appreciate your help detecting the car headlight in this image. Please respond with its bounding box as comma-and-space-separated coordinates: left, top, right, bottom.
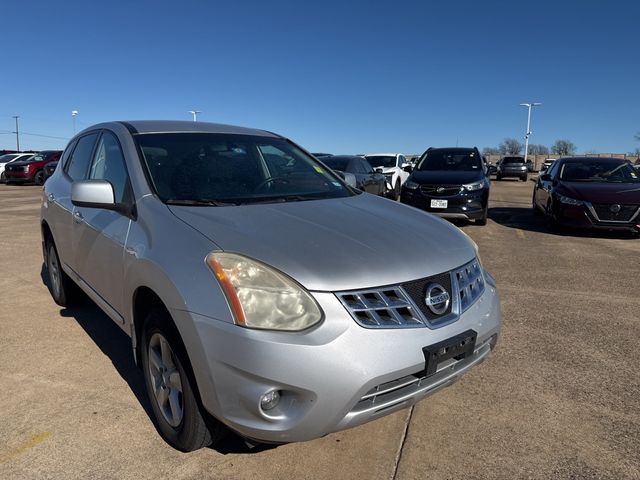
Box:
206, 252, 322, 331
462, 180, 486, 191
557, 194, 583, 206
403, 180, 419, 190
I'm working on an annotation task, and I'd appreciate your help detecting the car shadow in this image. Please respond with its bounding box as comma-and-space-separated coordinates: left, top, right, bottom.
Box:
39, 263, 269, 454
488, 207, 638, 239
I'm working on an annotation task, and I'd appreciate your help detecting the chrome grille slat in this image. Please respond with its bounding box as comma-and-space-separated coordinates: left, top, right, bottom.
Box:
336, 258, 485, 329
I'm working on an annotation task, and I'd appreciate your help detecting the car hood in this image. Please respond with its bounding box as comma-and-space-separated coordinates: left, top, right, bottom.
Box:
410, 170, 483, 185
168, 194, 476, 291
559, 182, 640, 204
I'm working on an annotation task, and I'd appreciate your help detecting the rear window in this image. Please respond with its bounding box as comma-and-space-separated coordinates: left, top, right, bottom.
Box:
503, 157, 525, 164
321, 157, 350, 171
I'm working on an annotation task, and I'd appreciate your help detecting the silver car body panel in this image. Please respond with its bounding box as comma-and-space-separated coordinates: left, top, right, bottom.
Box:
41, 120, 501, 443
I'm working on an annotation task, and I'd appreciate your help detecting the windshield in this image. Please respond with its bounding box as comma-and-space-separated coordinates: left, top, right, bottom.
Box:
0, 154, 20, 163
560, 161, 640, 183
366, 156, 396, 168
416, 150, 481, 172
136, 133, 353, 204
503, 157, 524, 164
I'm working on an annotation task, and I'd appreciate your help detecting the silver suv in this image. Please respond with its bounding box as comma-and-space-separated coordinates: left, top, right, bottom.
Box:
41, 121, 501, 451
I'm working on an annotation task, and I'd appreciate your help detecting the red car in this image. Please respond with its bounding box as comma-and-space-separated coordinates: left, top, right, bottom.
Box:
5, 150, 62, 185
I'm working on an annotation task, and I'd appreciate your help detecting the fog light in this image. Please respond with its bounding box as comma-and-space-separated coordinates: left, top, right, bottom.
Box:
260, 390, 280, 411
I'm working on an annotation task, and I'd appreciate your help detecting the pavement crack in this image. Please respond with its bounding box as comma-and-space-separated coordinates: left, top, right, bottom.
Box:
390, 405, 414, 480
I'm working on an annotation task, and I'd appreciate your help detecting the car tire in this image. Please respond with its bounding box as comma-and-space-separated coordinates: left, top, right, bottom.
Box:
45, 239, 79, 307
34, 170, 45, 186
545, 200, 558, 230
0, 171, 5, 183
141, 309, 224, 452
496, 174, 502, 181
521, 175, 528, 182
476, 208, 488, 226
393, 179, 401, 201
532, 192, 542, 216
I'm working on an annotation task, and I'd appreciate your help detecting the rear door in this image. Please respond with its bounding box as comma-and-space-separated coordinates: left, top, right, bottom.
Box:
49, 133, 99, 271
72, 130, 133, 319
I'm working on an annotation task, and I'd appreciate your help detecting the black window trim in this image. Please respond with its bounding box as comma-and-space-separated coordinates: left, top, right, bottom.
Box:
63, 130, 101, 181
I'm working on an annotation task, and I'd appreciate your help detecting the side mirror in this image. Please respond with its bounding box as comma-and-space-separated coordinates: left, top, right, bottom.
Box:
71, 180, 116, 209
374, 167, 384, 174
539, 173, 551, 181
403, 165, 413, 173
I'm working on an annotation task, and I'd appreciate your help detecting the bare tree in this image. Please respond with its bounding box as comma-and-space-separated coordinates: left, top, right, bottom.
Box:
498, 138, 523, 155
528, 144, 549, 155
551, 139, 576, 156
482, 147, 500, 156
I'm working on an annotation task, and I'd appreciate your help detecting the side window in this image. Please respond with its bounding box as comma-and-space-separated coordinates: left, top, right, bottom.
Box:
351, 159, 364, 174
88, 132, 129, 203
398, 155, 405, 167
60, 141, 77, 170
65, 133, 99, 181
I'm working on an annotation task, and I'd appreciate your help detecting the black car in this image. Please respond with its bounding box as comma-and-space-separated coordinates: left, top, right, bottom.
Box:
532, 157, 640, 232
320, 155, 386, 195
496, 156, 528, 181
400, 147, 490, 225
44, 160, 58, 179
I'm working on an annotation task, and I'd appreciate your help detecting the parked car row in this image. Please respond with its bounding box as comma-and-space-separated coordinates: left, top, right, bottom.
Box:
0, 150, 62, 185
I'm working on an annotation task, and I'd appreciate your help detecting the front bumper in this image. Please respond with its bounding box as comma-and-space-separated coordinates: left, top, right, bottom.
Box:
401, 189, 488, 220
555, 203, 640, 232
179, 278, 501, 443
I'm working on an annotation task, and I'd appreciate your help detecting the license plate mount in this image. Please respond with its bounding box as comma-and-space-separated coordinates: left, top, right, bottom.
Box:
422, 329, 477, 377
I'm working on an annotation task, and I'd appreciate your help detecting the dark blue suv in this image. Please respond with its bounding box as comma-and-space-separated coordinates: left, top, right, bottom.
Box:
400, 147, 490, 225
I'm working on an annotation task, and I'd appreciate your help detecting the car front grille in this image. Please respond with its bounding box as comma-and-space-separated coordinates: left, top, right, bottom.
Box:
335, 258, 485, 329
590, 204, 639, 222
419, 184, 462, 196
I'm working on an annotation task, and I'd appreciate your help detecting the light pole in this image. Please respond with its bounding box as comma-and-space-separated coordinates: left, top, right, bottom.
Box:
72, 110, 79, 134
519, 102, 541, 168
188, 110, 201, 122
12, 116, 20, 150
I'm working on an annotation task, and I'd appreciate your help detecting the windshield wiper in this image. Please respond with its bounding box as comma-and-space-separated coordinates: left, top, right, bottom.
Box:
235, 195, 326, 205
165, 198, 237, 207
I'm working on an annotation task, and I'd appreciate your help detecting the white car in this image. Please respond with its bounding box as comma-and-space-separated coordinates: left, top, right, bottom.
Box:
0, 153, 34, 182
364, 153, 411, 200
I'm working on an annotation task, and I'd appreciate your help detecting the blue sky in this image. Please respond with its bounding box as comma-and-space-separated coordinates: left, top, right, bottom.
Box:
2, 0, 639, 154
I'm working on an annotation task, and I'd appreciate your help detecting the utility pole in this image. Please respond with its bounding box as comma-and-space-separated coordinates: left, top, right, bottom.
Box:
12, 116, 20, 150
519, 102, 541, 168
188, 110, 201, 122
72, 110, 79, 134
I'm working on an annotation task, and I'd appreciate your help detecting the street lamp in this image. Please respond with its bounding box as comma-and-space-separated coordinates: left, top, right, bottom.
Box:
71, 110, 79, 134
519, 102, 541, 168
188, 110, 201, 122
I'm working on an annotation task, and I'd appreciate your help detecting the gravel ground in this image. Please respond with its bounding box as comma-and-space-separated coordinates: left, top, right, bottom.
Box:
0, 181, 638, 480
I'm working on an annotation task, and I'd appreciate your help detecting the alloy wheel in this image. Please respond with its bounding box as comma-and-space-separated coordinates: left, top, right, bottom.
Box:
147, 333, 184, 427
47, 245, 62, 300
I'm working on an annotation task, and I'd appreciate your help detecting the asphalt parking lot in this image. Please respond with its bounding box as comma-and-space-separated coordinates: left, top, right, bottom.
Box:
0, 180, 638, 480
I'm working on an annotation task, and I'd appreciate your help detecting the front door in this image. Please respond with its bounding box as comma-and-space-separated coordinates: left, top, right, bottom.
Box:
72, 131, 132, 319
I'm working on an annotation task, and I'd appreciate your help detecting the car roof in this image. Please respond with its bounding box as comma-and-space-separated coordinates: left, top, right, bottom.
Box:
365, 153, 400, 157
90, 120, 279, 137
428, 147, 476, 152
559, 156, 628, 164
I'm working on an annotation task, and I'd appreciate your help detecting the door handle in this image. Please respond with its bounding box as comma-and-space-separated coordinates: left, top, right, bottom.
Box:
73, 211, 84, 224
